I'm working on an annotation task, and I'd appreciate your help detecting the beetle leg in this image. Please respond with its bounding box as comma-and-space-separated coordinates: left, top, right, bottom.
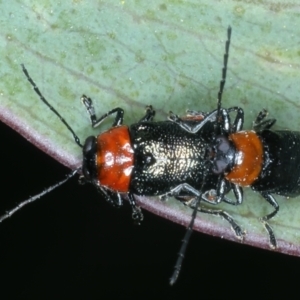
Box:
159, 183, 205, 203
138, 105, 156, 122
165, 183, 202, 199
201, 189, 218, 203
189, 202, 245, 240
232, 184, 243, 204
168, 109, 218, 134
219, 107, 244, 134
230, 107, 244, 133
217, 177, 230, 202
201, 179, 243, 206
185, 110, 206, 118
201, 185, 243, 206
168, 111, 195, 132
201, 177, 230, 204
95, 186, 123, 207
219, 108, 231, 134
253, 109, 276, 131
259, 192, 279, 249
222, 183, 243, 205
169, 107, 244, 135
127, 193, 144, 225
255, 109, 268, 124
255, 119, 276, 131
81, 95, 124, 127
173, 190, 234, 206
160, 183, 245, 240
203, 180, 242, 205
95, 186, 144, 224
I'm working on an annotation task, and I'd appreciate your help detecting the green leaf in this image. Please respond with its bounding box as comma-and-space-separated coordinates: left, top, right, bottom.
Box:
1, 0, 300, 255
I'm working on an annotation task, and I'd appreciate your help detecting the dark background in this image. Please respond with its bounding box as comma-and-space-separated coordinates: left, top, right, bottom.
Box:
0, 120, 298, 299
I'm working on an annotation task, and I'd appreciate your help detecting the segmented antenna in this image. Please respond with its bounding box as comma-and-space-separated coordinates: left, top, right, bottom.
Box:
0, 170, 79, 223
169, 195, 201, 285
169, 164, 210, 285
216, 26, 232, 124
21, 64, 83, 148
169, 28, 232, 285
0, 66, 84, 223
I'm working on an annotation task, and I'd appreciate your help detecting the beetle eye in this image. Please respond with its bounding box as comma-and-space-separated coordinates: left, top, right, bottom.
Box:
216, 136, 230, 153
82, 136, 97, 181
212, 160, 228, 174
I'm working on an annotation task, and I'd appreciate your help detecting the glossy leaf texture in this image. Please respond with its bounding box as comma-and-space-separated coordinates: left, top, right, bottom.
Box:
1, 1, 300, 259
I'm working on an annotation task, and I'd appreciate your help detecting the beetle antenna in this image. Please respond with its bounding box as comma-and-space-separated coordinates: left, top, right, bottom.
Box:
169, 194, 201, 285
0, 169, 79, 223
216, 26, 231, 127
169, 168, 209, 285
21, 64, 83, 148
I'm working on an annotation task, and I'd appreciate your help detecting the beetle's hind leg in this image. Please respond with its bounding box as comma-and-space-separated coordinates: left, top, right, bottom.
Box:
189, 202, 245, 240
161, 183, 245, 241
259, 192, 279, 249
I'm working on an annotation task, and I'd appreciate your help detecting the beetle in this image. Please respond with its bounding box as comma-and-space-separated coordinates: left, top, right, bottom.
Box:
1, 27, 246, 228
0, 27, 246, 285
12, 63, 244, 235
10, 27, 288, 285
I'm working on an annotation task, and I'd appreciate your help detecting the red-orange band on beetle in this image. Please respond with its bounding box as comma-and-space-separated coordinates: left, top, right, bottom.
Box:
225, 131, 263, 186
97, 125, 134, 193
